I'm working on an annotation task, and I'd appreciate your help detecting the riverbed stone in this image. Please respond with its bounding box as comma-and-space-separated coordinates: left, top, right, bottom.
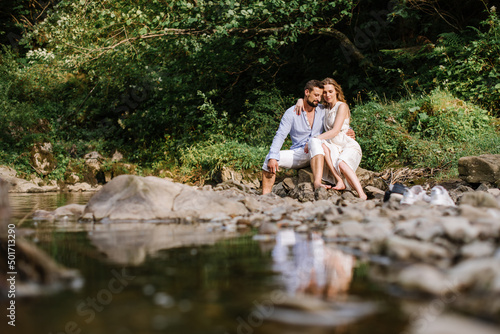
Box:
459, 191, 500, 209
460, 241, 496, 259
448, 257, 500, 292
0, 165, 17, 179
7, 177, 44, 193
440, 217, 479, 243
397, 264, 450, 295
474, 217, 500, 239
386, 235, 451, 261
67, 182, 95, 192
53, 204, 86, 219
314, 186, 329, 200
356, 167, 387, 190
395, 218, 443, 242
336, 221, 367, 239
282, 177, 296, 191
219, 166, 260, 189
405, 312, 500, 334
364, 185, 385, 199
364, 221, 393, 242
458, 204, 497, 221
487, 188, 500, 197
297, 168, 314, 184
241, 196, 262, 212
289, 182, 315, 202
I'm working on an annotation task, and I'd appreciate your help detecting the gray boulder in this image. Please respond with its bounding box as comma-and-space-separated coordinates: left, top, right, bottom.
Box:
83, 175, 248, 221
458, 154, 500, 186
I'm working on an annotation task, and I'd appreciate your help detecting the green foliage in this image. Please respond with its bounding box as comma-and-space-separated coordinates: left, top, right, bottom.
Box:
381, 8, 500, 115
353, 90, 500, 171
1, 0, 500, 182
179, 140, 268, 176
238, 88, 296, 146
433, 11, 500, 113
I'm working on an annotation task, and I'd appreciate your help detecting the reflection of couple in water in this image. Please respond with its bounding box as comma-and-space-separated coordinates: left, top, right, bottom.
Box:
262, 78, 367, 200
272, 230, 355, 299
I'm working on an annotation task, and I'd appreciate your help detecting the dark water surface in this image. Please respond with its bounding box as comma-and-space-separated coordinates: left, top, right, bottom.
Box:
2, 193, 409, 334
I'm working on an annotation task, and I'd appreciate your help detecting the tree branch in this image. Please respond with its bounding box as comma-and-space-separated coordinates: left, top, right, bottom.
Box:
70, 26, 369, 66
316, 28, 372, 66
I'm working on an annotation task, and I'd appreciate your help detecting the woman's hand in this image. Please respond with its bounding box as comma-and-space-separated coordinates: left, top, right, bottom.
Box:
346, 127, 356, 140
294, 98, 305, 115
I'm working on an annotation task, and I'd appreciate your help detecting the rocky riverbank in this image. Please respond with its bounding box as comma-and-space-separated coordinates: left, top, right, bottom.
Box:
3, 155, 500, 332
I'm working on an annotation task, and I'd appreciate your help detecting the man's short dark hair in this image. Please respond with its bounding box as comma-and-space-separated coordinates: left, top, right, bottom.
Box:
304, 79, 324, 91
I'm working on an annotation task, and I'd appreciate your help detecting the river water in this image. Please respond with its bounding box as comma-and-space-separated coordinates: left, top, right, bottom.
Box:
2, 192, 409, 334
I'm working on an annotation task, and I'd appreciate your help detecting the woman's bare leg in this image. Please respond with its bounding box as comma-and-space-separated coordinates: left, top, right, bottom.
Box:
322, 144, 345, 190
338, 161, 367, 200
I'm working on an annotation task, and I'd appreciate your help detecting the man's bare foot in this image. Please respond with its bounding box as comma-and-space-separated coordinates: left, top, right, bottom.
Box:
332, 179, 346, 191
359, 193, 368, 200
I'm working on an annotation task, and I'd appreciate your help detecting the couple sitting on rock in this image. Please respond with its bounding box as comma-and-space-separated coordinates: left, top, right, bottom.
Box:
262, 78, 367, 200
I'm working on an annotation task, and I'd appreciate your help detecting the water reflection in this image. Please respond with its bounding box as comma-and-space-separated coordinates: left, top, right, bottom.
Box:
9, 192, 93, 224
87, 223, 238, 266
272, 230, 355, 300
257, 230, 376, 329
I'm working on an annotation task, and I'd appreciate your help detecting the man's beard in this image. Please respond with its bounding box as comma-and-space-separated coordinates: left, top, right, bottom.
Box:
307, 99, 318, 107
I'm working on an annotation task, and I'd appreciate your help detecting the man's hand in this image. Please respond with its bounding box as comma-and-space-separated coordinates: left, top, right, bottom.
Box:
267, 159, 279, 174
346, 128, 356, 140
304, 143, 309, 154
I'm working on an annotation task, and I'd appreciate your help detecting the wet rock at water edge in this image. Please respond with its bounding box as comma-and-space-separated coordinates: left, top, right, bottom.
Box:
82, 175, 248, 222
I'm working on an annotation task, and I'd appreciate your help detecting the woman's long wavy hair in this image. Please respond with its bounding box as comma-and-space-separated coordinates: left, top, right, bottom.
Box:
322, 77, 346, 108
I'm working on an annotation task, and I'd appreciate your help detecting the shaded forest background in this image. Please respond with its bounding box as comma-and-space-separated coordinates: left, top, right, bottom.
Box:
0, 0, 499, 183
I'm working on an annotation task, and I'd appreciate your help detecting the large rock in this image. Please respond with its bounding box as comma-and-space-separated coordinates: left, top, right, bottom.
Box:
356, 168, 387, 190
218, 166, 260, 189
83, 175, 248, 221
30, 142, 56, 176
458, 154, 500, 186
0, 165, 61, 193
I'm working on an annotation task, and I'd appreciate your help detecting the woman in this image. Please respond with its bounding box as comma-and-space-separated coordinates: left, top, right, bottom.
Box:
297, 78, 366, 200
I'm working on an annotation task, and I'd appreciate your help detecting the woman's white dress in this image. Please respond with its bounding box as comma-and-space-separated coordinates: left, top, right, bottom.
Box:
322, 101, 362, 188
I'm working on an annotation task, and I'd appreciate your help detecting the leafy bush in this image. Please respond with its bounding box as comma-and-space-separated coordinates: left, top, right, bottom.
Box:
382, 8, 500, 115
353, 90, 500, 172
179, 140, 268, 177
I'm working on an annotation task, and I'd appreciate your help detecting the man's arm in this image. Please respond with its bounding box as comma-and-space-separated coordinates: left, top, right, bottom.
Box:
267, 109, 294, 161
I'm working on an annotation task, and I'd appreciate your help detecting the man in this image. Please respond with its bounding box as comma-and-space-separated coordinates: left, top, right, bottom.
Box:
262, 80, 327, 194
